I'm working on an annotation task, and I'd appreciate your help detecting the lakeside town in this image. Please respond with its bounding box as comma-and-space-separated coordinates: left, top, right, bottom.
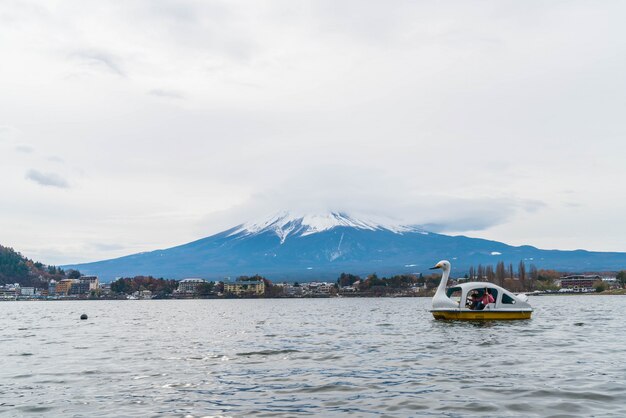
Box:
2, 269, 626, 301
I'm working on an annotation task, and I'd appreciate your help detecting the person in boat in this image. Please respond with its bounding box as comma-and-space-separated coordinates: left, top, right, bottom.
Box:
477, 288, 495, 310
468, 291, 481, 310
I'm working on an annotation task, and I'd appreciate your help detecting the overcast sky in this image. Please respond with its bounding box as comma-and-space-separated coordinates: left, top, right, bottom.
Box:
1, 0, 625, 265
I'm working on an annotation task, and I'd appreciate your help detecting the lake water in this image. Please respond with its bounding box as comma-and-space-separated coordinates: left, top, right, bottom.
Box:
1, 296, 625, 417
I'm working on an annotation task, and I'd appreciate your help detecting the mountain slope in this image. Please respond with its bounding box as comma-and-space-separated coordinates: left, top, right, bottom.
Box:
62, 212, 626, 282
0, 245, 68, 286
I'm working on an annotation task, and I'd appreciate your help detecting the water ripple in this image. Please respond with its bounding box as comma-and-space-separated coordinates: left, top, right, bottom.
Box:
1, 296, 626, 417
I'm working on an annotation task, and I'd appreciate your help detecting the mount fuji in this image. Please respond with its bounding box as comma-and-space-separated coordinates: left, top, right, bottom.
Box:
63, 212, 626, 282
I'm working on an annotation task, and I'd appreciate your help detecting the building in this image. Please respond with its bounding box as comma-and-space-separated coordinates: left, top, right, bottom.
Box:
0, 286, 17, 299
55, 279, 74, 296
177, 278, 206, 293
48, 280, 57, 296
339, 285, 357, 293
282, 283, 303, 296
560, 275, 601, 292
130, 289, 153, 299
69, 280, 90, 295
224, 279, 265, 296
306, 282, 333, 295
99, 283, 112, 296
80, 276, 99, 291
19, 287, 35, 296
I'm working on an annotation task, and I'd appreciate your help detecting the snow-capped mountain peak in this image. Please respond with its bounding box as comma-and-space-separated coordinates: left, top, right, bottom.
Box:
64, 212, 626, 282
229, 211, 425, 243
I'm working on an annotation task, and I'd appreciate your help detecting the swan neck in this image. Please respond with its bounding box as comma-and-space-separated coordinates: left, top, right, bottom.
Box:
435, 269, 450, 297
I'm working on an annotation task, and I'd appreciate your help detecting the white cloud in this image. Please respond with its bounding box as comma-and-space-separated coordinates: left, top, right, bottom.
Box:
25, 169, 69, 188
148, 89, 185, 100
0, 125, 21, 143
197, 165, 545, 235
15, 145, 34, 153
47, 156, 65, 163
69, 49, 126, 77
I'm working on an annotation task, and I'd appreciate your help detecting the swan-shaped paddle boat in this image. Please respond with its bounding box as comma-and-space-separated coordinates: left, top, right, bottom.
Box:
429, 260, 532, 320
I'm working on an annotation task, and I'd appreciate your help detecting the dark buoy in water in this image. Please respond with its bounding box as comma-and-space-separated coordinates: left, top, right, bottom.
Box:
80, 314, 88, 320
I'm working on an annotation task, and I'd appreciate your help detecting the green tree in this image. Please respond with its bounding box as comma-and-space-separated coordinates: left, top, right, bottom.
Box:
337, 273, 360, 287
67, 269, 82, 280
111, 278, 131, 294
594, 281, 608, 293
617, 271, 626, 287
361, 273, 385, 290
534, 279, 558, 292
0, 245, 30, 284
111, 276, 177, 295
537, 269, 561, 282
386, 274, 418, 288
197, 281, 215, 296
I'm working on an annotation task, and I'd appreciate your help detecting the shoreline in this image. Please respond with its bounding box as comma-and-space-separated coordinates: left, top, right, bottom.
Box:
3, 290, 626, 302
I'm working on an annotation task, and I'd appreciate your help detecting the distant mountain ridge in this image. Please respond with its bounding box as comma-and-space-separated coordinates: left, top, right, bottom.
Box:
62, 211, 626, 282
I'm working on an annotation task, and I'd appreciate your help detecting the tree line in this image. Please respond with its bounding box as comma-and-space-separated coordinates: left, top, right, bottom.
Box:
467, 261, 539, 291
338, 260, 624, 293
0, 245, 74, 287
337, 272, 438, 289
110, 276, 179, 296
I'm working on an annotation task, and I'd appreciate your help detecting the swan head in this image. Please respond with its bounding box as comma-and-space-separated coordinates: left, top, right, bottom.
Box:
430, 260, 451, 271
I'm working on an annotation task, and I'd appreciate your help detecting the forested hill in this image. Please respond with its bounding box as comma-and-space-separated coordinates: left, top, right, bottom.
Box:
0, 245, 68, 286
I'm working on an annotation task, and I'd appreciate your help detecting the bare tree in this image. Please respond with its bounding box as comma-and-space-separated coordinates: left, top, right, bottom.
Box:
529, 264, 538, 291
496, 261, 506, 287
518, 261, 527, 291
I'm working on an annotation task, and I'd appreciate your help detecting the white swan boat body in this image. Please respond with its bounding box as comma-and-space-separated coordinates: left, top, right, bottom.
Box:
430, 260, 533, 320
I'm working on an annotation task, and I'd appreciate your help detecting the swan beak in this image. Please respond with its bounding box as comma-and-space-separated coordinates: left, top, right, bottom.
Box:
429, 264, 440, 270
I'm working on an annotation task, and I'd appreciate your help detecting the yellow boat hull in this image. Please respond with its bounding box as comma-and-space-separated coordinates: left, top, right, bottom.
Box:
431, 310, 532, 320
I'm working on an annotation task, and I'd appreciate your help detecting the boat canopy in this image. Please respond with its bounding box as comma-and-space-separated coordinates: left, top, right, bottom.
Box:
443, 282, 531, 311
